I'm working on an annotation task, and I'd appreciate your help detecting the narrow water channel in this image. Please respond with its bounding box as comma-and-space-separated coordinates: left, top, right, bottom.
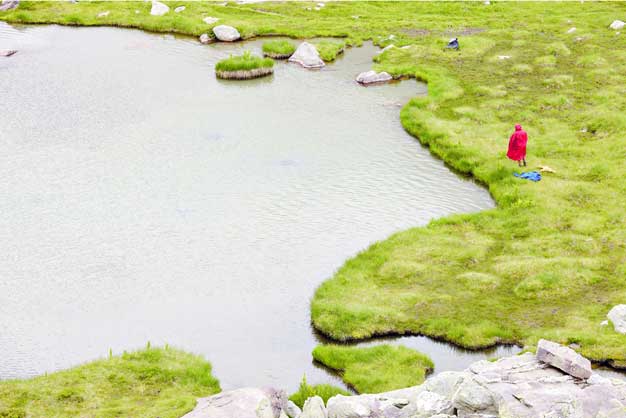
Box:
0, 23, 507, 391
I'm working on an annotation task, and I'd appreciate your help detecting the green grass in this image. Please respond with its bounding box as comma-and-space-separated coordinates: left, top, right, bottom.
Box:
312, 345, 433, 394
215, 50, 273, 72
262, 39, 296, 57
313, 40, 346, 61
2, 0, 626, 374
288, 375, 350, 409
0, 346, 220, 418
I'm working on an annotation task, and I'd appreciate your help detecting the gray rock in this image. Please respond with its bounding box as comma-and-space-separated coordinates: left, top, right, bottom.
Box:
609, 20, 625, 30
413, 391, 454, 416
150, 0, 169, 16
301, 396, 326, 418
199, 33, 211, 44
0, 0, 19, 11
536, 339, 592, 379
181, 387, 287, 418
452, 377, 496, 414
356, 70, 392, 85
174, 5, 185, 12
213, 25, 240, 42
0, 50, 17, 57
288, 42, 325, 69
327, 394, 409, 418
284, 400, 301, 418
608, 304, 626, 334
203, 16, 220, 25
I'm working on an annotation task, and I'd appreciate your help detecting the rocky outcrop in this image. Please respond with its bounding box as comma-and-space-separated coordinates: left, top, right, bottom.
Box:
609, 20, 625, 30
288, 42, 324, 69
356, 70, 393, 85
182, 387, 288, 418
213, 25, 241, 42
0, 0, 19, 11
0, 49, 17, 57
608, 304, 626, 334
150, 1, 169, 16
536, 338, 592, 379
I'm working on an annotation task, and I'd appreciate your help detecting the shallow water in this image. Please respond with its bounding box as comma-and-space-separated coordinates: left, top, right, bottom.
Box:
0, 23, 507, 390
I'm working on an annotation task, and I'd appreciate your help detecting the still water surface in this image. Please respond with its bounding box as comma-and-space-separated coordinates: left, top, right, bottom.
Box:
0, 23, 504, 390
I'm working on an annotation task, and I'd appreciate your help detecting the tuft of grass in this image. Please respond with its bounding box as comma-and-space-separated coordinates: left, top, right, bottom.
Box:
215, 50, 273, 72
313, 40, 346, 62
262, 39, 296, 58
312, 345, 433, 394
288, 375, 350, 409
0, 346, 220, 418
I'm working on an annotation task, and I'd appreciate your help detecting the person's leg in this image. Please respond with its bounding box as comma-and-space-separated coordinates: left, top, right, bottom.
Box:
523, 158, 527, 167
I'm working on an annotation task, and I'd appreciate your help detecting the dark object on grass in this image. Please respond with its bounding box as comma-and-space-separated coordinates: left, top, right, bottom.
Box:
514, 171, 541, 182
445, 37, 459, 50
0, 50, 18, 57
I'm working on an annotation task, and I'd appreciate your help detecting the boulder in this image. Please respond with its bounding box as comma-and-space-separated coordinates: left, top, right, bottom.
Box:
284, 400, 301, 418
199, 33, 211, 44
0, 50, 17, 57
288, 42, 324, 68
536, 339, 592, 379
150, 0, 169, 16
203, 16, 220, 25
213, 25, 240, 42
96, 11, 109, 18
356, 70, 393, 85
0, 0, 19, 11
181, 387, 287, 418
609, 20, 625, 30
174, 5, 185, 13
301, 396, 326, 418
608, 304, 626, 334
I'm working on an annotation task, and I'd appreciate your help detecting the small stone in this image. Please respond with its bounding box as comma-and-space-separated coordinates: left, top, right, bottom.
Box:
536, 339, 592, 379
317, 2, 325, 7
356, 70, 393, 85
199, 33, 210, 44
609, 20, 625, 30
150, 0, 169, 16
497, 55, 511, 60
174, 5, 185, 13
484, 0, 490, 4
351, 15, 360, 19
567, 27, 577, 33
607, 304, 626, 334
97, 11, 109, 18
203, 16, 219, 25
376, 44, 395, 55
213, 25, 240, 42
284, 400, 302, 418
601, 320, 609, 326
301, 396, 326, 418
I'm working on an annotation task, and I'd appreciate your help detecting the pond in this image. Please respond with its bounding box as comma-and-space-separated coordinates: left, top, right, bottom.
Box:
0, 23, 502, 391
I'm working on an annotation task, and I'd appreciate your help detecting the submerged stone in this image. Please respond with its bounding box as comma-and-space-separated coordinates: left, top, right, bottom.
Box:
356, 70, 393, 85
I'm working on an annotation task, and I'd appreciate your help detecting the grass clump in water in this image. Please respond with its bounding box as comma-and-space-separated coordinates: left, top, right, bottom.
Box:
262, 39, 296, 59
0, 346, 220, 418
215, 50, 273, 72
314, 40, 346, 62
312, 345, 433, 394
289, 375, 350, 408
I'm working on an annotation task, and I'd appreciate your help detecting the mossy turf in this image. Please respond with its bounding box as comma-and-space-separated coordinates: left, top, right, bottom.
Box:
313, 40, 346, 62
0, 346, 220, 418
215, 51, 273, 72
312, 345, 433, 394
262, 39, 296, 58
2, 0, 626, 370
289, 375, 350, 409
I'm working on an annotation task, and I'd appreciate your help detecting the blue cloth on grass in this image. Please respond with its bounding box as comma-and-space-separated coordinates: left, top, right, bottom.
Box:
514, 171, 542, 182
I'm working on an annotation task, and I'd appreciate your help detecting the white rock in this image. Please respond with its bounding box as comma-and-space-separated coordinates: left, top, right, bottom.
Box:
484, 0, 490, 4
356, 70, 392, 85
376, 44, 395, 55
414, 390, 454, 415
608, 304, 626, 334
284, 400, 302, 418
452, 377, 496, 413
609, 20, 625, 30
213, 25, 240, 42
181, 387, 287, 418
203, 16, 220, 24
567, 27, 577, 33
326, 395, 369, 418
288, 42, 325, 68
497, 55, 511, 60
536, 339, 592, 379
301, 396, 326, 418
174, 5, 185, 12
150, 1, 169, 16
0, 0, 19, 11
601, 320, 609, 326
199, 33, 210, 44
317, 2, 325, 6
97, 11, 109, 18
135, 10, 140, 14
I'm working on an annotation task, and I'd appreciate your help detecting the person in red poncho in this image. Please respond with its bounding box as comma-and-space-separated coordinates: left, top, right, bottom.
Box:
507, 124, 528, 167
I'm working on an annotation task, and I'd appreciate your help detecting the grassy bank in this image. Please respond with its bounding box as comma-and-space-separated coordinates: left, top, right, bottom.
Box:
2, 0, 625, 369
313, 345, 433, 394
0, 346, 220, 417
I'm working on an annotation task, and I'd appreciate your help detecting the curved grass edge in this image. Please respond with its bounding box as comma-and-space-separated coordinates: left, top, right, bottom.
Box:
216, 66, 273, 80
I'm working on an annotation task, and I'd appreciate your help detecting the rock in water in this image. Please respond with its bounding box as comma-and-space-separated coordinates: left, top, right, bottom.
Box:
174, 5, 185, 13
288, 42, 325, 68
536, 339, 592, 379
301, 396, 326, 418
199, 33, 210, 44
150, 1, 169, 16
608, 304, 626, 334
0, 0, 19, 11
609, 20, 625, 30
213, 25, 241, 42
356, 70, 392, 85
203, 16, 220, 25
181, 387, 287, 418
0, 50, 17, 57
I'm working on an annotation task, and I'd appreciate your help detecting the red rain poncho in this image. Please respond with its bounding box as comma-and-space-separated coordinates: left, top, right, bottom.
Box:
507, 124, 528, 161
